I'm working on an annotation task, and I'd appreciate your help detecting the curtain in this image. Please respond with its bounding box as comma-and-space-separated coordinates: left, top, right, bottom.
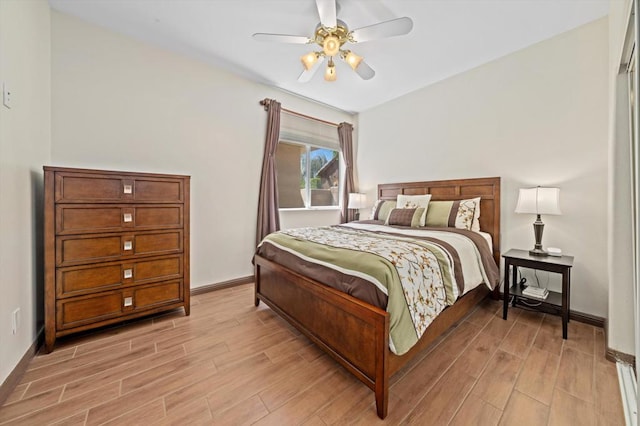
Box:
338, 122, 355, 223
256, 99, 281, 246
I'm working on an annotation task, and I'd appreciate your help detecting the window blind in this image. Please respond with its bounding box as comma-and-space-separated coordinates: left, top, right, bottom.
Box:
280, 111, 339, 150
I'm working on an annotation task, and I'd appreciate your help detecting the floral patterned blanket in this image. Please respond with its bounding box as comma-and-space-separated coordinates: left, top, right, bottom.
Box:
257, 223, 499, 355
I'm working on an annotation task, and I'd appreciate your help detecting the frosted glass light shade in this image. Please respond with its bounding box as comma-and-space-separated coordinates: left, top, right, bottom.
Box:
515, 187, 561, 215
300, 52, 319, 70
345, 51, 363, 70
324, 59, 337, 81
348, 193, 367, 209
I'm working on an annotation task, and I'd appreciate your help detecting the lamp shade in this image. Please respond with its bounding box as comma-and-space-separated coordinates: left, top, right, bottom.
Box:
300, 52, 319, 71
344, 51, 363, 70
515, 187, 561, 215
324, 58, 337, 81
348, 193, 367, 209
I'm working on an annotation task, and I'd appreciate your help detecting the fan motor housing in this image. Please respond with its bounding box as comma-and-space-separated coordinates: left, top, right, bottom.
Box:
313, 19, 351, 48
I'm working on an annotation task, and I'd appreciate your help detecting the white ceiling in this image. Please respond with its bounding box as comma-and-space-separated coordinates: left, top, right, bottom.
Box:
48, 0, 609, 113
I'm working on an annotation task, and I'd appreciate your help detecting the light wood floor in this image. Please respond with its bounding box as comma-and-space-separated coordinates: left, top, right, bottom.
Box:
0, 284, 624, 425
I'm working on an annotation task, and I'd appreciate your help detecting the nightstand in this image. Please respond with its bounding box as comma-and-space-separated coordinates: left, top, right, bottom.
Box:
502, 249, 574, 339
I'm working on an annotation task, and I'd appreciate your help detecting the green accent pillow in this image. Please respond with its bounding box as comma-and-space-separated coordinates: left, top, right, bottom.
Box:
425, 198, 479, 230
371, 200, 397, 222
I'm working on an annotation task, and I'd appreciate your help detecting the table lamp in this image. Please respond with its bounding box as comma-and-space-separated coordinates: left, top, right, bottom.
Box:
515, 186, 561, 256
348, 193, 367, 221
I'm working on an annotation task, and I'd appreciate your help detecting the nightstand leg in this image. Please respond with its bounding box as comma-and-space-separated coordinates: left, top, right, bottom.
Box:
503, 262, 510, 320
511, 265, 518, 307
562, 269, 569, 339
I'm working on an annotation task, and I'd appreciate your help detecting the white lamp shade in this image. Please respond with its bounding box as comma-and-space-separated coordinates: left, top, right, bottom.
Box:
515, 187, 561, 215
348, 193, 367, 209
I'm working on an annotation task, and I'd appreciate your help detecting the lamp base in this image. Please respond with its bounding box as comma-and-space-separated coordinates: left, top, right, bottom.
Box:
529, 248, 548, 257
529, 216, 548, 256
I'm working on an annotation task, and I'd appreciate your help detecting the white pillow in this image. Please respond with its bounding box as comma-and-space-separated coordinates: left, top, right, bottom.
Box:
396, 194, 432, 226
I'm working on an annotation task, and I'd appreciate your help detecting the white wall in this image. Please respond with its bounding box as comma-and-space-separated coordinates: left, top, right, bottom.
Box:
50, 11, 354, 288
0, 0, 51, 386
358, 19, 609, 318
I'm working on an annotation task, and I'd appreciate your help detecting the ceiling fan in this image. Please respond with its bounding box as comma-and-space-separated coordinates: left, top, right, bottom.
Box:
252, 0, 413, 82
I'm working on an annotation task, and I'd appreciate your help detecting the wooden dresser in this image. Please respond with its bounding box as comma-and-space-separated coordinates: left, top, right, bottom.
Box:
43, 166, 190, 352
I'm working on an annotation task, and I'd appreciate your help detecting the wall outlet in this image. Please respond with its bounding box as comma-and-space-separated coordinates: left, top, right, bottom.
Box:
3, 82, 11, 109
12, 308, 20, 334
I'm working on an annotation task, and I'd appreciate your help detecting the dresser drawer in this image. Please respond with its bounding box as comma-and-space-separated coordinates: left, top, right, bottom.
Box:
56, 205, 183, 234
55, 172, 184, 203
57, 291, 123, 330
133, 280, 182, 310
56, 255, 183, 298
56, 230, 183, 266
56, 280, 183, 330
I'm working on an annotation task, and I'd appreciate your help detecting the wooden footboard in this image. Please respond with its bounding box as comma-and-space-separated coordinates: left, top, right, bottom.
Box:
254, 254, 491, 419
254, 255, 391, 418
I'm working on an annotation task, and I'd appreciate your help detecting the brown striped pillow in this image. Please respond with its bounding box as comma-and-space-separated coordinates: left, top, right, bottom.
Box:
385, 208, 425, 228
425, 198, 479, 230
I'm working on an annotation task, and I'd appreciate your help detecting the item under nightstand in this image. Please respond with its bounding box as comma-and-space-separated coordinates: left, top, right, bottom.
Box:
502, 248, 574, 339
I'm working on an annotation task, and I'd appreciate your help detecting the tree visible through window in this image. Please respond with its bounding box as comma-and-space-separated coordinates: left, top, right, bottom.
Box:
276, 141, 340, 209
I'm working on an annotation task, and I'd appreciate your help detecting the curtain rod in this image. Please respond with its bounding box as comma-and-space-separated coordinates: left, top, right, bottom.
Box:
260, 98, 339, 127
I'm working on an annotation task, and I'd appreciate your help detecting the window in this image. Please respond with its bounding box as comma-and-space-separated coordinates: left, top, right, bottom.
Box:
276, 113, 340, 209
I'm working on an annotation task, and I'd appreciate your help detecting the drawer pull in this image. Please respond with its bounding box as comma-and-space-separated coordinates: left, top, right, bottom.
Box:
123, 241, 133, 250
123, 184, 132, 194
123, 213, 132, 223
123, 269, 133, 279
124, 297, 133, 307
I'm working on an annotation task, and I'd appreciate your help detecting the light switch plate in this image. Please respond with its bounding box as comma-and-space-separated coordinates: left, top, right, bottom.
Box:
3, 82, 11, 108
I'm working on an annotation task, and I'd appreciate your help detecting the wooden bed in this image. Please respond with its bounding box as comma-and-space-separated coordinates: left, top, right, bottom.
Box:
253, 177, 501, 419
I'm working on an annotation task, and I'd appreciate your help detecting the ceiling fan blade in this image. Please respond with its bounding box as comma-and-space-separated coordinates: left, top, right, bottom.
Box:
354, 60, 375, 80
350, 17, 413, 43
298, 56, 326, 82
252, 33, 311, 44
315, 0, 337, 28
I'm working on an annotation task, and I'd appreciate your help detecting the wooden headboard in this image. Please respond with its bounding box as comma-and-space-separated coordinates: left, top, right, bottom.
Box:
377, 177, 501, 264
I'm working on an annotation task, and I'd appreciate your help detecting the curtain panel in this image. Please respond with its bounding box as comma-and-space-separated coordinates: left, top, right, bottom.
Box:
338, 122, 355, 223
256, 99, 282, 247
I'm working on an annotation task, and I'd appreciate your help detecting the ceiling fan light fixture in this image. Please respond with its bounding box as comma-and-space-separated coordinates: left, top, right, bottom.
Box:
322, 35, 340, 56
344, 50, 363, 70
301, 52, 320, 70
324, 58, 337, 81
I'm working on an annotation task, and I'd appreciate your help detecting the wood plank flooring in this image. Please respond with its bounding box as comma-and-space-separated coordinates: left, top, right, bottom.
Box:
0, 284, 624, 425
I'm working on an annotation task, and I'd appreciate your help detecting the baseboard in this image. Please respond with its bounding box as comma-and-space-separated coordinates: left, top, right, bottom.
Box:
569, 310, 605, 328
190, 275, 253, 295
606, 347, 636, 367
0, 328, 44, 407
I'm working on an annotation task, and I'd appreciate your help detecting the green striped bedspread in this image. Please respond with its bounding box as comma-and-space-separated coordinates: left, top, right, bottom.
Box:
257, 223, 499, 355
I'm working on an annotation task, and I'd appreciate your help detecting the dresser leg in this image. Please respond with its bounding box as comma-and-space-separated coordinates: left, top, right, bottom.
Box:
44, 335, 55, 354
